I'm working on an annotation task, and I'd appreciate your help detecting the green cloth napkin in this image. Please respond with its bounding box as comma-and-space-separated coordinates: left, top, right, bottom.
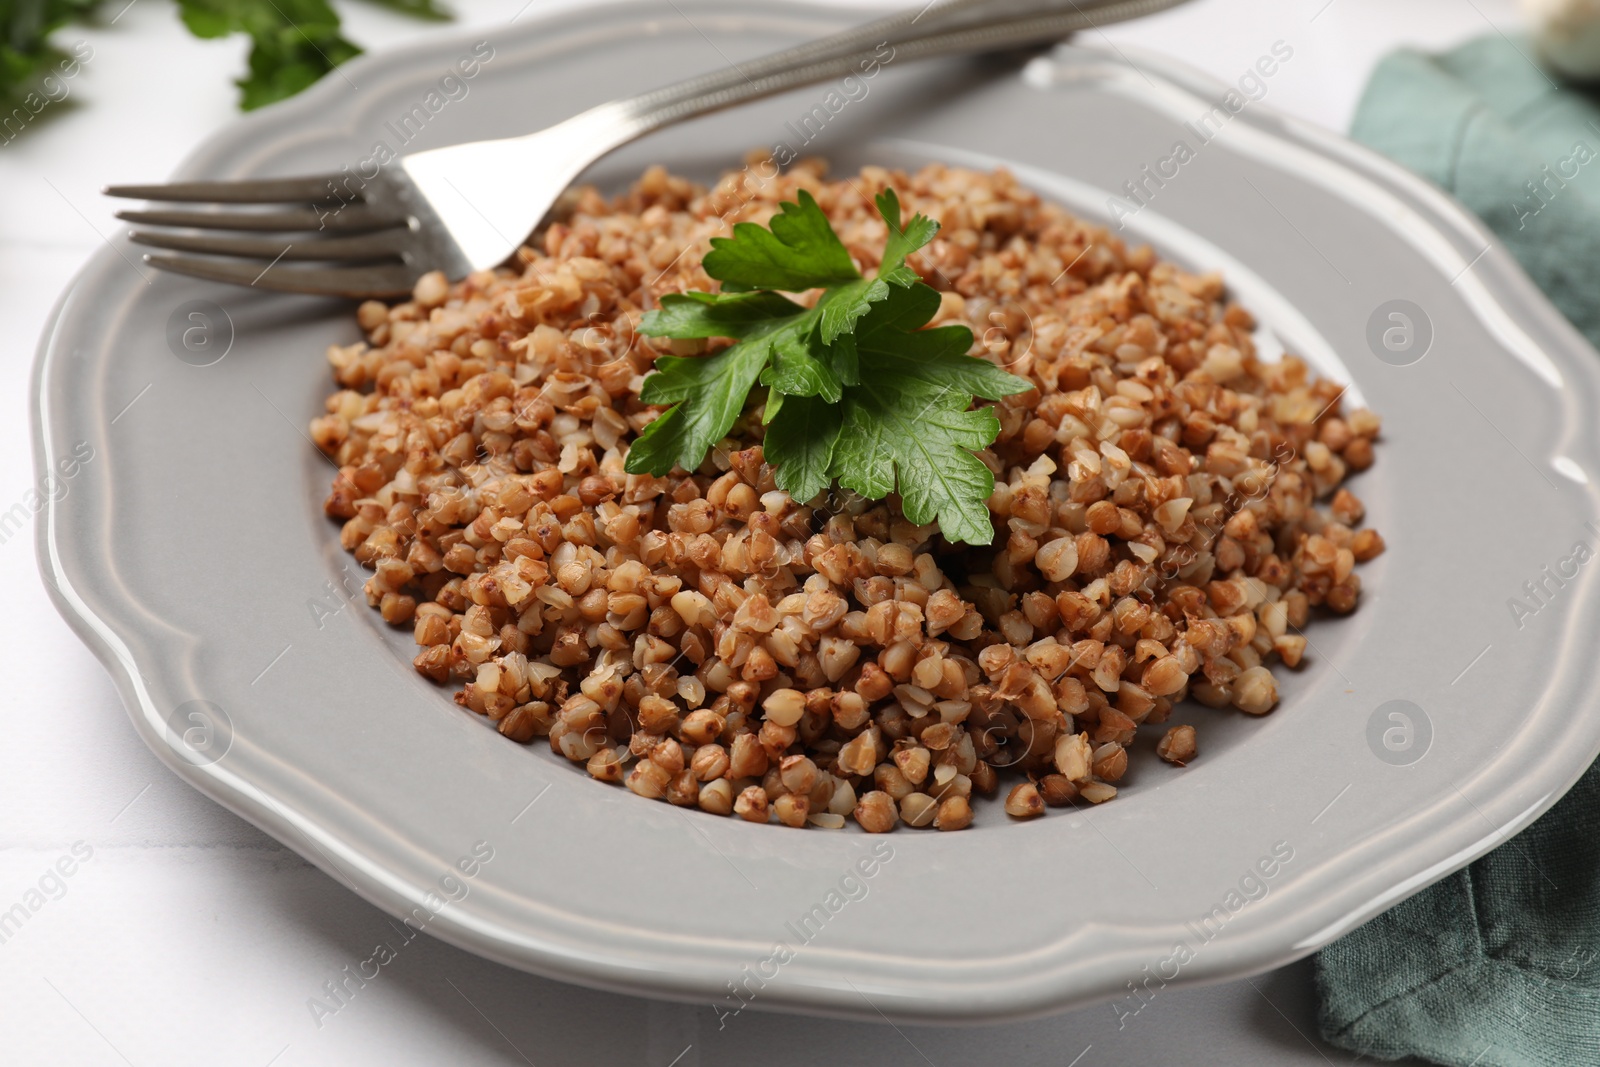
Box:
1315, 38, 1600, 1067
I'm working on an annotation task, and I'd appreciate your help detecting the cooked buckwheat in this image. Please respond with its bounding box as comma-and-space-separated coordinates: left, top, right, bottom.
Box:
314, 157, 1383, 831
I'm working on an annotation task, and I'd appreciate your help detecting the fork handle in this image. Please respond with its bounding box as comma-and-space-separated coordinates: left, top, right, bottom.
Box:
617, 0, 1110, 118
580, 0, 1187, 149
398, 0, 1190, 275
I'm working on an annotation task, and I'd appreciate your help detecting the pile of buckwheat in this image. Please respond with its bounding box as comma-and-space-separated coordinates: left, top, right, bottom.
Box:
311, 158, 1383, 832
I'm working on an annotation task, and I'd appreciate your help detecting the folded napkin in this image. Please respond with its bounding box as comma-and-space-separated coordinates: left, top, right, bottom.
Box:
1315, 38, 1600, 1067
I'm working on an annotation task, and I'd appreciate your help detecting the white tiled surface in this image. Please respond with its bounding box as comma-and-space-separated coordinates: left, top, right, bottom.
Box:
2, 1, 1520, 1063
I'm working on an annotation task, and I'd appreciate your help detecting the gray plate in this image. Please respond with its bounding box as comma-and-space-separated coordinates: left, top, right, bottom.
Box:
32, 0, 1600, 1024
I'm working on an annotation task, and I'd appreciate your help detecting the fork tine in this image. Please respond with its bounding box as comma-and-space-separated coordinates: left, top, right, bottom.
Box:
104, 175, 348, 203
144, 254, 419, 298
128, 228, 410, 262
115, 205, 405, 233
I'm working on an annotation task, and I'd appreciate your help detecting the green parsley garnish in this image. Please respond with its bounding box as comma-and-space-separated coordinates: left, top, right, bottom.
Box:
2, 0, 448, 124
626, 187, 1032, 546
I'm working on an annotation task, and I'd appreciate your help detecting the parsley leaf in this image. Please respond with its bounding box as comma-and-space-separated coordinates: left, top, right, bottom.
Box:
875, 188, 940, 288
702, 190, 859, 293
1, 0, 98, 112
625, 329, 772, 477
360, 0, 451, 20
763, 392, 841, 504
826, 284, 1033, 545
628, 188, 939, 479
853, 284, 1035, 400
644, 289, 845, 402
0, 0, 448, 135
626, 290, 840, 477
640, 290, 806, 337
813, 189, 937, 346
177, 0, 363, 110
626, 183, 1030, 545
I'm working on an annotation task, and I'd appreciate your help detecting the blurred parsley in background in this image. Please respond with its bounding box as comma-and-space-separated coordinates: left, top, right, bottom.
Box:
1, 0, 451, 122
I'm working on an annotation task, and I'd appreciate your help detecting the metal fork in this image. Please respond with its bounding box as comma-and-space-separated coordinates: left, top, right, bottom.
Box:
106, 0, 1188, 299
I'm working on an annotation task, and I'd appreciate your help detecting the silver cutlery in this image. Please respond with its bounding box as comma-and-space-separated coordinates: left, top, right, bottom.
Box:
106, 0, 1188, 298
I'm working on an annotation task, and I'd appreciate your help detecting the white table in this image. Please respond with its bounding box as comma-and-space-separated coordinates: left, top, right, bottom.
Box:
0, 0, 1520, 1062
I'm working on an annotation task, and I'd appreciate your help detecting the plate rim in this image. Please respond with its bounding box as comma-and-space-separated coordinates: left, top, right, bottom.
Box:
33, 0, 1600, 1023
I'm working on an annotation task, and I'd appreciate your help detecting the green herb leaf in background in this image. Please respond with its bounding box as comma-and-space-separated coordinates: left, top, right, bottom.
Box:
177, 0, 371, 110
359, 0, 450, 20
1, 0, 99, 109
1, 0, 450, 124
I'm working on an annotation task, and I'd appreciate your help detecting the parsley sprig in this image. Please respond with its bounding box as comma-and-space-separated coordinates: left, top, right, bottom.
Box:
2, 0, 448, 121
626, 188, 1031, 546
